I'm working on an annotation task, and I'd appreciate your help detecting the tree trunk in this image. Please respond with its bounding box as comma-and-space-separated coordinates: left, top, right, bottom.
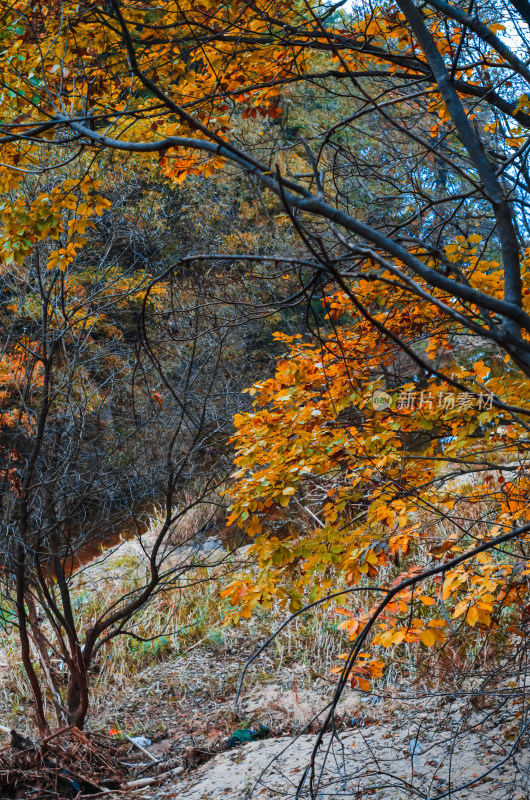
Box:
66, 646, 89, 729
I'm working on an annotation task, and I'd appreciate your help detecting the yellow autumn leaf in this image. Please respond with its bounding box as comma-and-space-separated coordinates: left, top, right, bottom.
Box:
419, 629, 436, 646
417, 595, 436, 606
466, 606, 479, 627
474, 361, 490, 379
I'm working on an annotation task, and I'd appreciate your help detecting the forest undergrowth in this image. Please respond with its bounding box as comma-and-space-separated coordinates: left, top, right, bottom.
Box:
0, 481, 516, 747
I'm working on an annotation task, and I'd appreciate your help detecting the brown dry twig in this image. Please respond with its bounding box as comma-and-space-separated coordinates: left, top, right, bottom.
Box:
0, 727, 129, 798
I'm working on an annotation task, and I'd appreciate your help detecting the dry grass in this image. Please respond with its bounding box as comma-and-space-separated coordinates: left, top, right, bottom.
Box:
0, 479, 519, 737
0, 529, 350, 736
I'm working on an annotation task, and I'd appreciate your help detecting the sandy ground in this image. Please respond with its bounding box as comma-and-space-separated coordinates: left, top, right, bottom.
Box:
139, 684, 530, 800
